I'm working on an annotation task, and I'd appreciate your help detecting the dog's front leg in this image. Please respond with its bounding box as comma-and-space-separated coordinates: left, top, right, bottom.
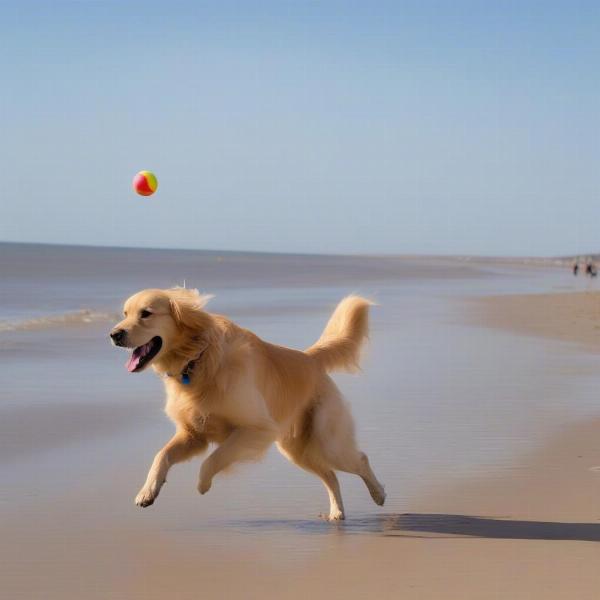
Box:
198, 426, 276, 495
136, 431, 207, 507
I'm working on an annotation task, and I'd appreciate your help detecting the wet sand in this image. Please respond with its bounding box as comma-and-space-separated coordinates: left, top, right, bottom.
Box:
5, 414, 600, 600
472, 290, 600, 352
4, 251, 600, 599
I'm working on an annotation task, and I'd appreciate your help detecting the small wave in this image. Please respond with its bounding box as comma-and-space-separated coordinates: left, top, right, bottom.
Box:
0, 309, 119, 332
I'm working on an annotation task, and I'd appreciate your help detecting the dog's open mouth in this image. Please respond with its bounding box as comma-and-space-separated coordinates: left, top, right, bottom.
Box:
126, 336, 162, 373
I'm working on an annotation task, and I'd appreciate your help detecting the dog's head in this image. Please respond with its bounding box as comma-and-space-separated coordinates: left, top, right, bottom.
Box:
110, 287, 213, 373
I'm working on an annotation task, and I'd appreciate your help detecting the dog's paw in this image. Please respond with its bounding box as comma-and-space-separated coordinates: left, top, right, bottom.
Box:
135, 487, 157, 507
319, 510, 345, 521
367, 482, 386, 506
372, 486, 386, 506
197, 477, 212, 495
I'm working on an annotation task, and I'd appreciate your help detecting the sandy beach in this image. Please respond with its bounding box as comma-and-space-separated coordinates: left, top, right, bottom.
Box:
473, 290, 600, 353
3, 246, 600, 599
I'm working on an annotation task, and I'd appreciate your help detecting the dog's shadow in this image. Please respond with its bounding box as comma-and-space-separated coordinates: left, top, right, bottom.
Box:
230, 513, 600, 542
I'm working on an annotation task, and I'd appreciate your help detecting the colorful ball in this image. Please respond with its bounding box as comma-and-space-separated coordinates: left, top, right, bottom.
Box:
132, 170, 158, 196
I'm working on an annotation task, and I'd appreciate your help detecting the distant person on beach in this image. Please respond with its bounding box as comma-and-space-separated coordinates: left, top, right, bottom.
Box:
586, 262, 597, 278
573, 262, 579, 276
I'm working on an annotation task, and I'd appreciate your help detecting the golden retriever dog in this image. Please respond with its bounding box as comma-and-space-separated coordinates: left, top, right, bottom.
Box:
110, 287, 385, 520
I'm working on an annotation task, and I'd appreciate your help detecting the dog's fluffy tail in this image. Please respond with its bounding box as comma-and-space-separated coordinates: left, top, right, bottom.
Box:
306, 295, 372, 373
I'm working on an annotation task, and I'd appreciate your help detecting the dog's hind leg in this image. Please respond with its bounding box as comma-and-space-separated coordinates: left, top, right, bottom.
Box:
326, 447, 385, 506
135, 431, 207, 507
319, 450, 385, 508
355, 452, 386, 506
277, 441, 345, 521
306, 465, 345, 521
311, 467, 345, 521
308, 381, 386, 508
321, 470, 344, 520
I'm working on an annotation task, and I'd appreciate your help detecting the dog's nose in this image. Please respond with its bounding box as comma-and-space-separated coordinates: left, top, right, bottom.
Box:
110, 329, 126, 346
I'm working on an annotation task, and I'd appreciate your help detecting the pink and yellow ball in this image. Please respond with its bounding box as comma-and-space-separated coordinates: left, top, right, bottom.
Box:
132, 171, 158, 196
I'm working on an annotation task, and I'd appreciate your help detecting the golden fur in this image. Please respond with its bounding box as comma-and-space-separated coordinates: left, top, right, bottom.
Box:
110, 288, 385, 520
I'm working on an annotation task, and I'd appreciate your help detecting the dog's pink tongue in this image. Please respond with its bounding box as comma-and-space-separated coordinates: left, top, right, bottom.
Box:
126, 349, 142, 372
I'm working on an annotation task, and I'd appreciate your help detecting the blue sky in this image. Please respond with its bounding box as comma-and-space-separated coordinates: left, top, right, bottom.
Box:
1, 1, 598, 255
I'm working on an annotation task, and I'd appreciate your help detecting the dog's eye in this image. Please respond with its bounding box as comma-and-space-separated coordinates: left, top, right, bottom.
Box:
140, 310, 152, 319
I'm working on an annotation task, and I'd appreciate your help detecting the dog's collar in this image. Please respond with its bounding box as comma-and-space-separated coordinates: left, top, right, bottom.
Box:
162, 350, 205, 385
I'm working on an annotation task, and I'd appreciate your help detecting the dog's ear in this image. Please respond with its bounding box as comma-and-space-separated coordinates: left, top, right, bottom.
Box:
167, 287, 214, 329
